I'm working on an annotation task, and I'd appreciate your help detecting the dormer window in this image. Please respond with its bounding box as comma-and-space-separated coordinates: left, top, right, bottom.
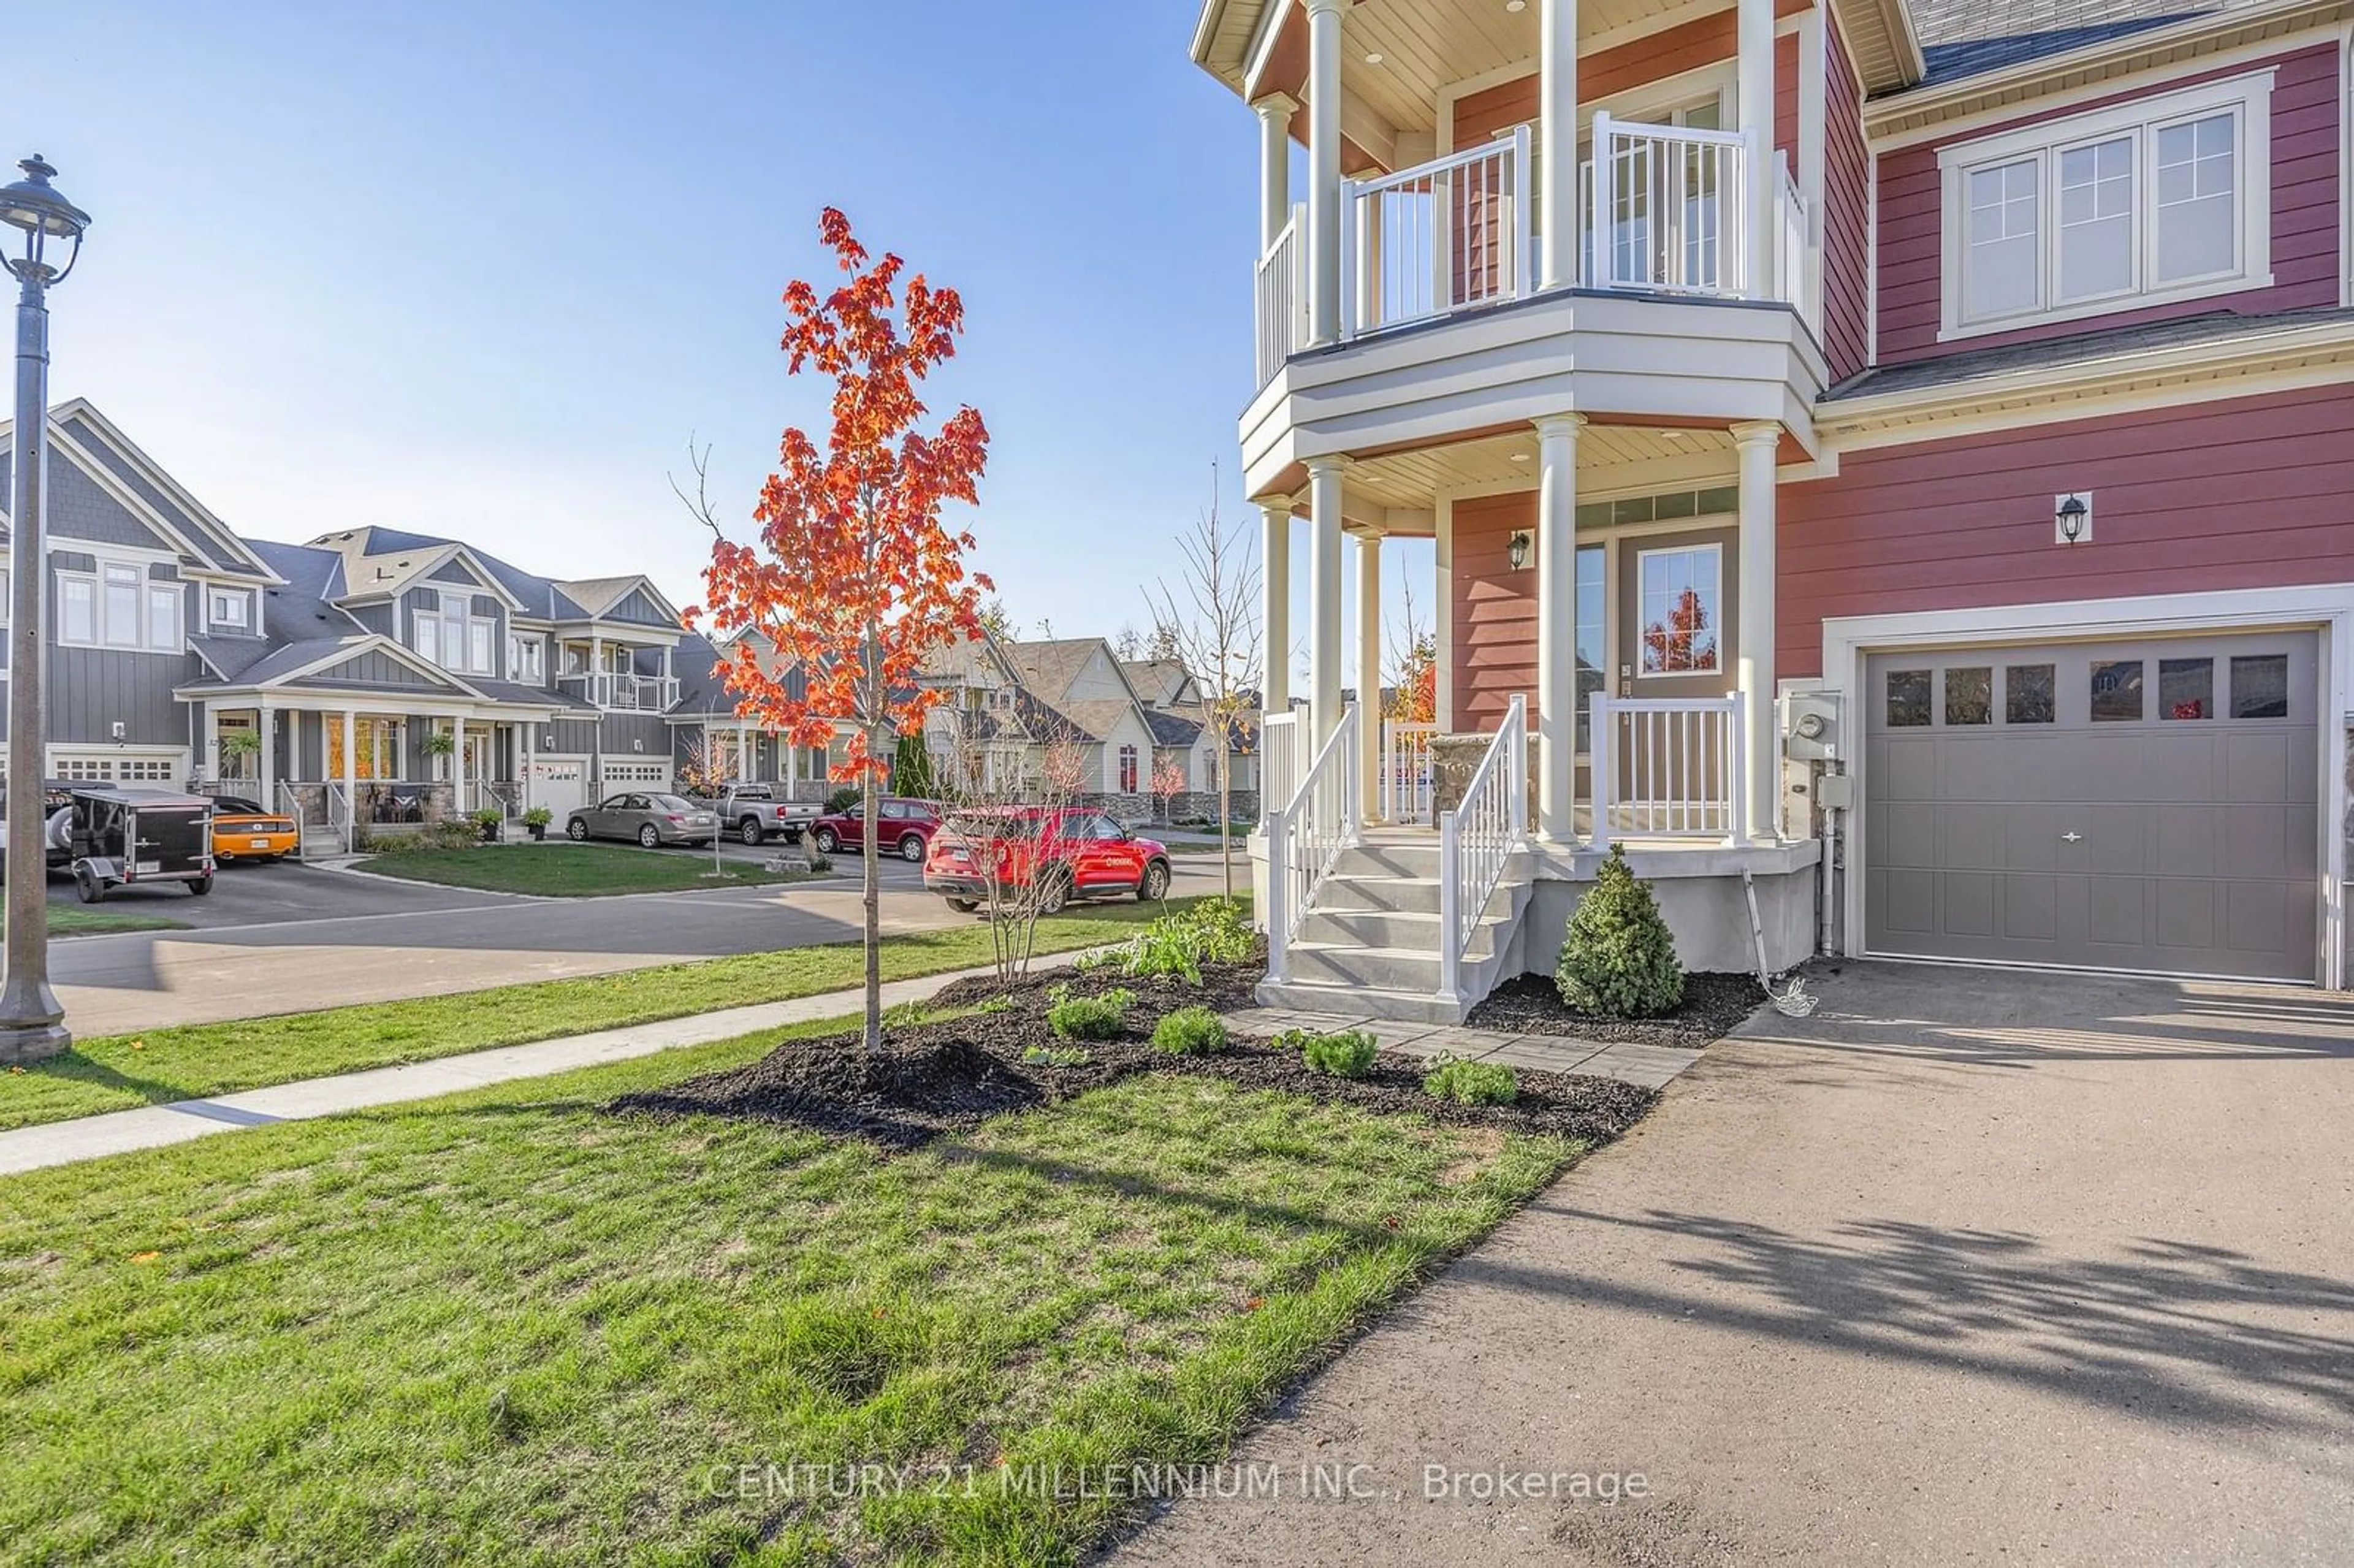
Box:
1939, 72, 2273, 340
415, 589, 496, 676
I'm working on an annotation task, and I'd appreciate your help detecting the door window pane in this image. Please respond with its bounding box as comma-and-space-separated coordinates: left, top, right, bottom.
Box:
2158, 657, 2213, 719
1944, 667, 1993, 725
2155, 113, 2234, 282
1965, 158, 2040, 319
2090, 660, 2145, 721
1885, 669, 1932, 727
2005, 664, 2055, 723
1637, 545, 1721, 674
2057, 137, 2134, 300
2230, 653, 2289, 718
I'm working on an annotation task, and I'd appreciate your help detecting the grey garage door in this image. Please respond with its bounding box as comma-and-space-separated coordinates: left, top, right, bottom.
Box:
1864, 633, 2320, 982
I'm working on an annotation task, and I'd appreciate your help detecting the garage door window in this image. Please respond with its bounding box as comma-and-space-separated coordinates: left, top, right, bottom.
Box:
1944, 666, 1993, 725
2159, 657, 2212, 719
2005, 663, 2055, 723
1885, 669, 1932, 726
2230, 654, 2288, 718
2090, 660, 2144, 721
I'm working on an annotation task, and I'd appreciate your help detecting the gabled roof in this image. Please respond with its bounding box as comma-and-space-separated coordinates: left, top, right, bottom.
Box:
303, 527, 527, 611
1004, 637, 1157, 745
248, 539, 371, 639
34, 399, 281, 580
552, 575, 685, 628
1909, 0, 2214, 86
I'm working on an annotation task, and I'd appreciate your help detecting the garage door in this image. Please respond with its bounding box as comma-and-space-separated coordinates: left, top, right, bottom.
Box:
53, 752, 186, 785
1864, 632, 2320, 982
601, 761, 672, 789
530, 758, 589, 820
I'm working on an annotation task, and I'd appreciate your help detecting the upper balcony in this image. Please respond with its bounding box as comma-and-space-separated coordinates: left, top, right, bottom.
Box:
558, 672, 679, 713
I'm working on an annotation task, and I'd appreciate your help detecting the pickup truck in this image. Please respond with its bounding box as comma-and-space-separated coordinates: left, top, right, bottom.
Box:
700, 784, 822, 847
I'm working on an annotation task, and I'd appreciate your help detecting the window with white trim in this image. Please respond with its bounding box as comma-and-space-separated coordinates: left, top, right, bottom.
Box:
508, 633, 544, 683
57, 557, 180, 652
1940, 72, 2272, 339
208, 588, 249, 631
1636, 544, 1722, 676
414, 589, 497, 676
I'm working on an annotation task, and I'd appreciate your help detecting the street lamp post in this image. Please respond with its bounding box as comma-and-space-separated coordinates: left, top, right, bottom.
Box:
0, 156, 90, 1063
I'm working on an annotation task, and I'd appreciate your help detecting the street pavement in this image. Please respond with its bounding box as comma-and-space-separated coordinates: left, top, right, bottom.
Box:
44, 850, 1239, 1037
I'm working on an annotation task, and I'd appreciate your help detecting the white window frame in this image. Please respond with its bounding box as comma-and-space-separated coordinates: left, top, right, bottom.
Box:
1937, 70, 2274, 341
55, 550, 182, 654
206, 588, 250, 631
1634, 541, 1725, 679
508, 632, 544, 683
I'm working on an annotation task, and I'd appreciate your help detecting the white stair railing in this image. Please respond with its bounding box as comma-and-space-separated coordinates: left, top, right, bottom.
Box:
1259, 710, 1302, 826
1254, 202, 1308, 386
1438, 693, 1527, 1005
1342, 126, 1532, 338
1380, 720, 1438, 824
1263, 703, 1362, 981
1590, 691, 1748, 846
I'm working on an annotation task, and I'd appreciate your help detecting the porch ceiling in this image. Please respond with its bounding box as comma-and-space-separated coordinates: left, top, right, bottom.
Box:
1314, 425, 1738, 518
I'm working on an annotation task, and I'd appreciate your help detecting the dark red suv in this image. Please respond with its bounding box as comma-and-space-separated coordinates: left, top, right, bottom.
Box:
924, 806, 1172, 915
809, 796, 941, 862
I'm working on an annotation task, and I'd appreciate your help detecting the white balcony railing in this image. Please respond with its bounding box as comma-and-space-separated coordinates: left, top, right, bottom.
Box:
1343, 126, 1533, 338
1264, 703, 1360, 980
558, 672, 680, 712
1590, 691, 1748, 847
1254, 202, 1309, 385
1253, 118, 1810, 378
1438, 693, 1526, 1005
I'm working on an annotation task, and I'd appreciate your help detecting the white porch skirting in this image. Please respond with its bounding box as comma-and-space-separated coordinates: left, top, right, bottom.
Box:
1514, 840, 1819, 978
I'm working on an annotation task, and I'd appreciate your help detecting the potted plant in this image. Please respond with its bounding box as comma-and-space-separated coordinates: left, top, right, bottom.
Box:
521, 805, 553, 841
421, 728, 458, 759
216, 729, 262, 782
471, 805, 504, 843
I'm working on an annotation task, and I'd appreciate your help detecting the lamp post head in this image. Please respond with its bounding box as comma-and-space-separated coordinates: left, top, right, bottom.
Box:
0, 156, 91, 286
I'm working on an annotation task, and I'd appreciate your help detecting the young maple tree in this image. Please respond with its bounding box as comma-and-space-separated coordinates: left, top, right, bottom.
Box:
684, 208, 989, 1053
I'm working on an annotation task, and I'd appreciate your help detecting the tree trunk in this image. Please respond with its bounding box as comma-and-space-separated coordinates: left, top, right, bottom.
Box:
1217, 734, 1234, 898
862, 739, 882, 1054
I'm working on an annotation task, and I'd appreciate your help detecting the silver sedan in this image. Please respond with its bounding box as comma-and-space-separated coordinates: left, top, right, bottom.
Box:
564, 791, 718, 848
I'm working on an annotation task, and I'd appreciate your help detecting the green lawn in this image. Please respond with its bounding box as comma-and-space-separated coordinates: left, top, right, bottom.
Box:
0, 1022, 1572, 1566
0, 899, 1208, 1132
18, 907, 189, 938
354, 841, 821, 896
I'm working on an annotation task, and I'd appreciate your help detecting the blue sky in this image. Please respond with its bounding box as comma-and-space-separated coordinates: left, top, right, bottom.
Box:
8, 0, 1430, 677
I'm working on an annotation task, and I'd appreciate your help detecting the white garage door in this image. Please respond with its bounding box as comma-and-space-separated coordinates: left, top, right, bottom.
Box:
530, 758, 590, 819
53, 752, 186, 785
1864, 631, 2321, 983
602, 761, 672, 790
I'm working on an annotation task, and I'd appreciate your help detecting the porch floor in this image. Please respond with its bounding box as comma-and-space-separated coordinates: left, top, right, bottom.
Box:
1222, 1005, 1701, 1090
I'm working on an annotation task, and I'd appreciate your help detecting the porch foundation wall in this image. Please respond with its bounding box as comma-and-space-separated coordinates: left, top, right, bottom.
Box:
1517, 847, 1819, 978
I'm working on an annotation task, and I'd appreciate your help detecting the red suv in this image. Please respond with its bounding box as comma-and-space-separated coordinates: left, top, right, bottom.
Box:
924, 806, 1172, 915
809, 796, 941, 862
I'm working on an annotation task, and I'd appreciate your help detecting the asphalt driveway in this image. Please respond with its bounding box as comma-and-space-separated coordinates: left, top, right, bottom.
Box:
1113, 961, 2354, 1567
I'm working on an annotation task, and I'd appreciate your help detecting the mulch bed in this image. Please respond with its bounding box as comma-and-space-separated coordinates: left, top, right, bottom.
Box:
1465, 971, 1767, 1049
609, 950, 1656, 1152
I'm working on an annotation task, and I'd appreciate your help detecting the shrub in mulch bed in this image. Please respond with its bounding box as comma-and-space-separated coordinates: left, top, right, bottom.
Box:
606, 949, 1656, 1152
1466, 970, 1767, 1049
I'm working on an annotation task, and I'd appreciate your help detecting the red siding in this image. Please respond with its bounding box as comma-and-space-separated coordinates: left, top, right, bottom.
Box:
1822, 18, 1871, 379
1875, 45, 2344, 365
1451, 492, 1539, 729
1778, 385, 2354, 676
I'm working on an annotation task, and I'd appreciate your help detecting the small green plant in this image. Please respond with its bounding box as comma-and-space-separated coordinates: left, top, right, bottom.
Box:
1151, 1005, 1227, 1056
1048, 987, 1135, 1041
1298, 1027, 1378, 1078
1423, 1053, 1518, 1106
1112, 897, 1256, 983
421, 729, 458, 758
1072, 948, 1118, 973
882, 999, 931, 1031
521, 806, 554, 829
1021, 1044, 1092, 1067
1555, 843, 1685, 1019
977, 993, 1015, 1014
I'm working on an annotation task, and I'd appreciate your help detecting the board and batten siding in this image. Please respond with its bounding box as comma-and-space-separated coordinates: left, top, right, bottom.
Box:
44, 648, 188, 746
1874, 44, 2343, 366
1780, 383, 2354, 677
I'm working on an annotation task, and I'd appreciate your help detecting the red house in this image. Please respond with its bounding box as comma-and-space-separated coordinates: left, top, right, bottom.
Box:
1194, 0, 2353, 1015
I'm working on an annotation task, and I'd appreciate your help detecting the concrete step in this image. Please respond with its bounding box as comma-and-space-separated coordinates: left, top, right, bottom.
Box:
1295, 905, 1503, 958
1328, 841, 1445, 879
1318, 873, 1447, 914
1254, 977, 1470, 1026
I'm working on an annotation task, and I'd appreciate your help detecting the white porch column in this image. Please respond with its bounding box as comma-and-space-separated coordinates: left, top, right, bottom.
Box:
1738, 0, 1778, 299
1434, 498, 1455, 731
450, 713, 468, 813
1534, 414, 1585, 843
256, 702, 274, 801
339, 707, 356, 825
1306, 458, 1346, 748
199, 701, 216, 785
1305, 0, 1346, 344
1260, 503, 1292, 718
1354, 531, 1382, 820
1734, 421, 1781, 842
520, 723, 535, 812
1538, 0, 1579, 289
1253, 94, 1297, 253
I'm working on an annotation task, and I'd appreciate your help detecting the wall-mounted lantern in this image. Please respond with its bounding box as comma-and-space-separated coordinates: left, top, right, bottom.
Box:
1507, 529, 1534, 571
2054, 492, 2092, 546
109, 720, 125, 741
633, 738, 645, 753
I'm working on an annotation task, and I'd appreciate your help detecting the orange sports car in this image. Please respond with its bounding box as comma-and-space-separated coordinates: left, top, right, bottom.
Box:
208, 795, 299, 863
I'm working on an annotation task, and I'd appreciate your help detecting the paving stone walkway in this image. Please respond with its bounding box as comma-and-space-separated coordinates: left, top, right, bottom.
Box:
1223, 1007, 1702, 1089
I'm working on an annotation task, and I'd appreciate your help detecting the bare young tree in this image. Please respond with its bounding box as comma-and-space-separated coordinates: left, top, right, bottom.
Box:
930, 717, 1089, 984
1145, 463, 1262, 899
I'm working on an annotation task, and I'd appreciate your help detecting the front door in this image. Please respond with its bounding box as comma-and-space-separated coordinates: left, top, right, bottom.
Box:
463, 728, 494, 813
